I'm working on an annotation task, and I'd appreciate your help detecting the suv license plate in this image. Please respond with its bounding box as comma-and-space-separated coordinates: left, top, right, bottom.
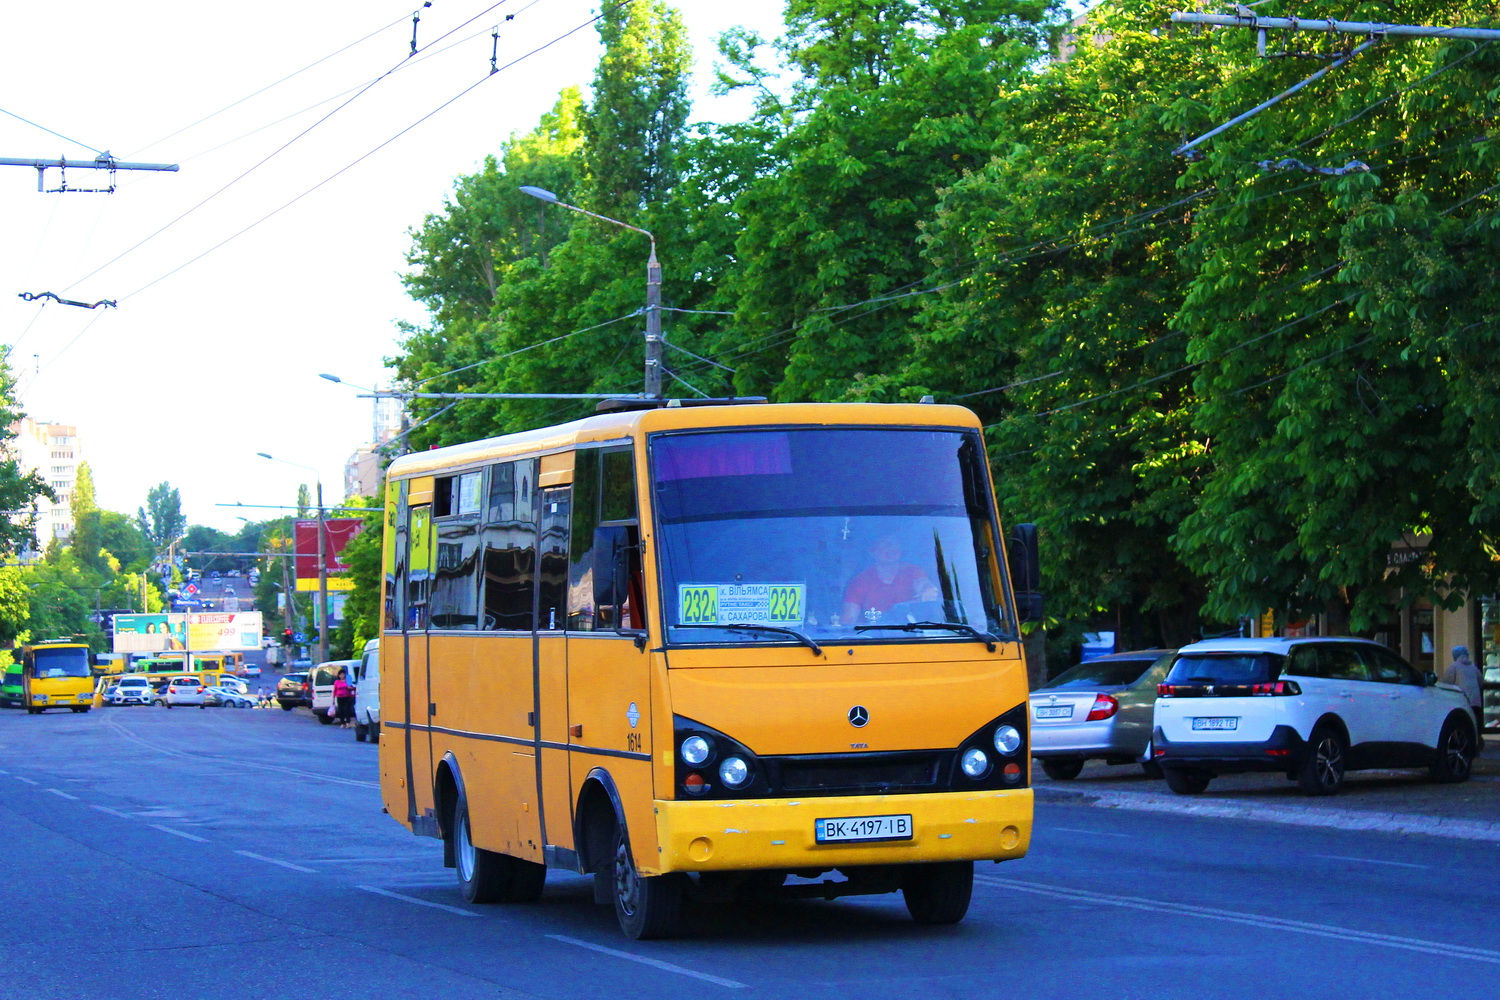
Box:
815, 814, 913, 844
1192, 717, 1239, 731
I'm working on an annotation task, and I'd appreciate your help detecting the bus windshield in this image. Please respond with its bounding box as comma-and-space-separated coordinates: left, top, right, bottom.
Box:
31, 647, 91, 679
652, 427, 1010, 647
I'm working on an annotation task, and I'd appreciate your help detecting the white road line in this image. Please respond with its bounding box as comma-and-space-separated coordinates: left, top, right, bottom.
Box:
307, 856, 432, 864
13, 776, 38, 785
977, 876, 1500, 964
235, 850, 317, 873
1049, 826, 1131, 838
90, 805, 133, 819
1311, 854, 1429, 869
357, 885, 480, 917
150, 824, 209, 843
45, 789, 79, 800
547, 935, 748, 989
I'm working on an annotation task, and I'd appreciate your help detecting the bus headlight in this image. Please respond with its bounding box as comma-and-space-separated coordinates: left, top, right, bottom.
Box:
681, 735, 713, 766
961, 748, 991, 778
718, 756, 750, 788
993, 725, 1022, 755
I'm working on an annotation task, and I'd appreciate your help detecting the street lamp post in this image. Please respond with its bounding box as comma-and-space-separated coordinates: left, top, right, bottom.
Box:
257, 452, 329, 665
519, 186, 662, 398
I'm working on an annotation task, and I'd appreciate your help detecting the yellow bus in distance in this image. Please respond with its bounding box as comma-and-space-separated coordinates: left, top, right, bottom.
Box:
1, 641, 95, 714
379, 400, 1040, 939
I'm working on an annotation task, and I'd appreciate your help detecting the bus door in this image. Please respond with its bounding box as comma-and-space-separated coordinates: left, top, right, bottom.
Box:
563, 447, 655, 856
405, 501, 438, 834
536, 485, 574, 855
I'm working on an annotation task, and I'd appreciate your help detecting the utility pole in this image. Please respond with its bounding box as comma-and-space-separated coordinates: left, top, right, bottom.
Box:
0, 152, 178, 193
315, 480, 329, 666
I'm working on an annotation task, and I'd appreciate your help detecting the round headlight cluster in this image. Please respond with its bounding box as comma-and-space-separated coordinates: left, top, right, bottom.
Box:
961, 747, 991, 778
993, 724, 1022, 755
681, 735, 713, 766
719, 756, 750, 787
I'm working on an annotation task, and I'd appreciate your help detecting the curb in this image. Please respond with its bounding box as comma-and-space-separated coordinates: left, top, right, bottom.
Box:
1033, 784, 1500, 844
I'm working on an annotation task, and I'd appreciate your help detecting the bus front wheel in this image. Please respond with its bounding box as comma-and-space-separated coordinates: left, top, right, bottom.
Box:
611, 823, 683, 940
902, 861, 974, 925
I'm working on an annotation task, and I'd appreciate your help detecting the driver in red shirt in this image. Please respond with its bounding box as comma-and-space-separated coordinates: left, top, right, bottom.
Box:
840, 535, 939, 625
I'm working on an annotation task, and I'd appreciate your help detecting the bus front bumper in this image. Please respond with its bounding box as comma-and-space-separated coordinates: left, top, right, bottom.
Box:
653, 788, 1033, 874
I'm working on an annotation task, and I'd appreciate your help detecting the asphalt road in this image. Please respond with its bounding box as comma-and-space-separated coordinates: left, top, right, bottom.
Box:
0, 703, 1495, 1000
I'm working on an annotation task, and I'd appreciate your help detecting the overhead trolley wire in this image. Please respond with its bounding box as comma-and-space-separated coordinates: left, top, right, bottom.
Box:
0, 107, 104, 154
123, 8, 415, 159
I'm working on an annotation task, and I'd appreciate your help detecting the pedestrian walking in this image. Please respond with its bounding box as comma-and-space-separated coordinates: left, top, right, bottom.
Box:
333, 668, 356, 729
1442, 645, 1483, 739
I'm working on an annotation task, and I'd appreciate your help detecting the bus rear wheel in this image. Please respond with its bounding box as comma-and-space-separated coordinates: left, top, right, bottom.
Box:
611, 823, 682, 940
454, 798, 508, 904
902, 861, 973, 925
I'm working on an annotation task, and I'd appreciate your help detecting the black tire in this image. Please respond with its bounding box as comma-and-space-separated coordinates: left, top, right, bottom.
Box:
70, 706, 86, 713
280, 703, 294, 711
1163, 767, 1211, 795
1430, 714, 1476, 784
1040, 758, 1085, 781
1140, 761, 1164, 779
1297, 726, 1347, 796
316, 711, 334, 725
902, 861, 974, 925
611, 822, 682, 940
25, 707, 39, 715
505, 858, 547, 903
354, 723, 367, 742
454, 796, 509, 904
369, 723, 380, 744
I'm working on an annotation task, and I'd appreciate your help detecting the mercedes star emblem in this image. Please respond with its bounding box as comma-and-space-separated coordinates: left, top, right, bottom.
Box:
848, 705, 869, 728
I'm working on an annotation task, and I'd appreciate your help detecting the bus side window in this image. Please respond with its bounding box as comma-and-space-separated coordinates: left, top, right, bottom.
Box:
407, 505, 432, 631
430, 470, 482, 630
479, 459, 537, 631
568, 448, 640, 631
385, 480, 406, 632
539, 488, 570, 631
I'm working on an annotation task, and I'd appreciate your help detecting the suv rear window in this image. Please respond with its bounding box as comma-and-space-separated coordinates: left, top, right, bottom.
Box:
1165, 653, 1282, 685
1042, 657, 1161, 689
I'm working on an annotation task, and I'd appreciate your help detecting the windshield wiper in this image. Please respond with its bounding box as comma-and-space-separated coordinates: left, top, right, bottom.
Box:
855, 621, 998, 652
673, 622, 822, 655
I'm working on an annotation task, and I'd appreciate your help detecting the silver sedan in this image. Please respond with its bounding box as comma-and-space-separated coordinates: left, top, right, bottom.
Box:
1030, 649, 1175, 780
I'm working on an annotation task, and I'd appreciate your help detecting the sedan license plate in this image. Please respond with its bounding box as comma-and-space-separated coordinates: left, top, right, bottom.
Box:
1192, 717, 1239, 731
815, 814, 913, 844
1034, 705, 1072, 720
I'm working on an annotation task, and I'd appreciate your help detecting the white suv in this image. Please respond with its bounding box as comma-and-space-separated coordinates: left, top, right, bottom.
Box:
1153, 637, 1477, 796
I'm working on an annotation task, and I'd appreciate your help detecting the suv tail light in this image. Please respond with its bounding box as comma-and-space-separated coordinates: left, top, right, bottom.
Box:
1085, 694, 1119, 721
1249, 680, 1301, 696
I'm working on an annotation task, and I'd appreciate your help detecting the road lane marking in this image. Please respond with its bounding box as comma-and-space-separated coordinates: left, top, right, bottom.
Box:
1050, 826, 1131, 838
45, 789, 79, 800
547, 935, 748, 988
1311, 854, 1429, 869
13, 776, 38, 785
357, 885, 479, 917
977, 876, 1500, 964
235, 850, 316, 873
90, 805, 133, 819
307, 856, 433, 864
150, 824, 209, 843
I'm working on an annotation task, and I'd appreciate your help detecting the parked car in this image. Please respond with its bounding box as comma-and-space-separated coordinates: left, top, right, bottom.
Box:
309, 659, 359, 725
162, 676, 207, 708
1154, 637, 1479, 796
276, 672, 311, 711
242, 664, 262, 677
205, 685, 256, 708
352, 639, 379, 743
1030, 649, 1175, 780
107, 676, 154, 706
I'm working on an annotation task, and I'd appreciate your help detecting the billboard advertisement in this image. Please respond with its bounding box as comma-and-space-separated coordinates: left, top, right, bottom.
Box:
295, 518, 364, 591
113, 612, 263, 652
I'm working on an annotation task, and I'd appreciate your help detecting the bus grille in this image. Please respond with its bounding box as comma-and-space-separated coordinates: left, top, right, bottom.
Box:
771, 752, 943, 795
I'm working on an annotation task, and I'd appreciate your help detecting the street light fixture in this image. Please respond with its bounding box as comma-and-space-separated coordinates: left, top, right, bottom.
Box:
257, 452, 329, 665
520, 185, 662, 398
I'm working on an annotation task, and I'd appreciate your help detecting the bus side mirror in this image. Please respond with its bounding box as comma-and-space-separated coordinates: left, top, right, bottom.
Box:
1008, 522, 1044, 623
592, 525, 633, 609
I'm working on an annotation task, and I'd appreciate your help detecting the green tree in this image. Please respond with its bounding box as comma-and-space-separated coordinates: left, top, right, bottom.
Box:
0, 351, 53, 559
136, 482, 185, 552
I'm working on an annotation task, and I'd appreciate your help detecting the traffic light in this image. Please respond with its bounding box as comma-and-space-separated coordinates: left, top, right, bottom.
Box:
282, 628, 293, 647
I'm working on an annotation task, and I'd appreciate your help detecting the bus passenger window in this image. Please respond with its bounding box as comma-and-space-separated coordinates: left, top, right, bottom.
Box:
539, 489, 570, 631
567, 449, 640, 631
479, 460, 536, 631
430, 521, 481, 630
407, 505, 432, 631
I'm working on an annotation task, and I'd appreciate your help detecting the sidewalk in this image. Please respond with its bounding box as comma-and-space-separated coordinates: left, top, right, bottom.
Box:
1032, 740, 1500, 843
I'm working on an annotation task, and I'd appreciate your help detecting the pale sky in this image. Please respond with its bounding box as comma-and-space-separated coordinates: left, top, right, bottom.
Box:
0, 1, 787, 532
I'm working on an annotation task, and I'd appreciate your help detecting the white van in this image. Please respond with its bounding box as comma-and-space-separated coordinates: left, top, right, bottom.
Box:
352, 638, 379, 743
308, 659, 359, 725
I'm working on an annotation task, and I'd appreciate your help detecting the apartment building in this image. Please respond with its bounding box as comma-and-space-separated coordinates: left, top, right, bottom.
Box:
8, 418, 83, 545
